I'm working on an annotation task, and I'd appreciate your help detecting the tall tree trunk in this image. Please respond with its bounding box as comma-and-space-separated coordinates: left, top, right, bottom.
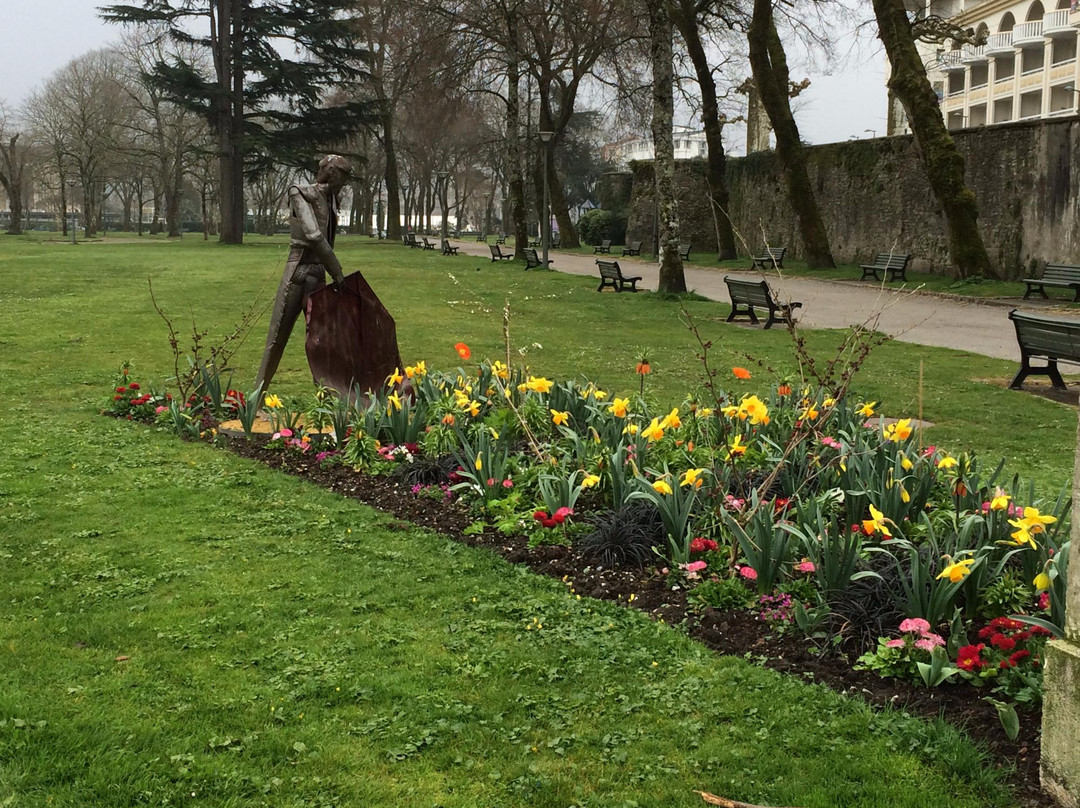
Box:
649, 0, 686, 293
748, 0, 835, 268
216, 0, 245, 244
60, 177, 68, 237
505, 45, 527, 257
382, 111, 402, 239
872, 0, 996, 279
673, 1, 736, 259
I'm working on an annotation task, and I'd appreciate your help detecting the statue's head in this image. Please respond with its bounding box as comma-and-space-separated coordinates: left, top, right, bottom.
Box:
317, 154, 353, 193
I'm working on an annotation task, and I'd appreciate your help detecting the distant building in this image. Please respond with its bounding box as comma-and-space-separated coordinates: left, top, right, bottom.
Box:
891, 0, 1080, 134
602, 127, 709, 167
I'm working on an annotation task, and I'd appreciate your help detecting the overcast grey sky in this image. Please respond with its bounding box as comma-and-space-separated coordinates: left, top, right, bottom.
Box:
1, 0, 889, 149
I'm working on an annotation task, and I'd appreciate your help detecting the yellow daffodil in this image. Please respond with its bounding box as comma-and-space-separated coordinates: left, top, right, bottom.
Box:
386, 368, 404, 386
623, 423, 639, 435
990, 489, 1011, 511
937, 456, 958, 470
1019, 506, 1057, 532
1034, 571, 1051, 591
721, 405, 741, 419
800, 403, 819, 421
652, 479, 673, 495
822, 397, 836, 408
741, 395, 770, 426
1007, 523, 1036, 549
856, 401, 877, 418
884, 418, 913, 442
264, 393, 283, 409
551, 409, 569, 426
474, 453, 483, 471
387, 392, 403, 411
698, 407, 713, 417
726, 434, 747, 459
526, 376, 553, 394
862, 504, 892, 537
900, 453, 913, 471
642, 418, 665, 442
468, 400, 482, 417
936, 555, 975, 583
582, 473, 601, 489
681, 468, 705, 489
593, 390, 607, 400
899, 484, 910, 504
491, 360, 509, 379
659, 408, 681, 430
608, 397, 630, 418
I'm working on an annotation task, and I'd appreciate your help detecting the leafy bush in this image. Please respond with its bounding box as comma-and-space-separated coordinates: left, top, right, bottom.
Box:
577, 209, 628, 246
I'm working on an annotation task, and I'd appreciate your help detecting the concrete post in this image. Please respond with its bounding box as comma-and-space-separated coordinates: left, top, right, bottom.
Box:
1040, 405, 1080, 806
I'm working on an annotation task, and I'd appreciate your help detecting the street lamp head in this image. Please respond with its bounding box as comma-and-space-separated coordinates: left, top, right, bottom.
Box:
437, 171, 449, 180
538, 130, 554, 143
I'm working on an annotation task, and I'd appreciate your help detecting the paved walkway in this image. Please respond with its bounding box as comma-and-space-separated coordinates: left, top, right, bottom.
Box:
451, 241, 1074, 362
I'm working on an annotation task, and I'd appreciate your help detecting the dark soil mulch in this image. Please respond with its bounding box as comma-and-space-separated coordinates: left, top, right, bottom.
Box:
224, 434, 1052, 806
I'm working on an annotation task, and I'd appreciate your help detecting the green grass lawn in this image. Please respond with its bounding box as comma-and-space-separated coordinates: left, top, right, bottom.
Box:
0, 232, 1067, 806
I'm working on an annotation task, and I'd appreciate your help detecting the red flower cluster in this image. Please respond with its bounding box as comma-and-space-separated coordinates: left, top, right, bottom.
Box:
534, 507, 573, 529
224, 389, 246, 415
960, 617, 1052, 674
690, 537, 718, 554
115, 384, 152, 407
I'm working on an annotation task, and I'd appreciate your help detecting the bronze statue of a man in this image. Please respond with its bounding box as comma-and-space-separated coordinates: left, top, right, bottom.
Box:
255, 155, 352, 394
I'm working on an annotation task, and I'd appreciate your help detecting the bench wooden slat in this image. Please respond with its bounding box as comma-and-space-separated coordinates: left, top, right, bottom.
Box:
724, 276, 801, 329
523, 248, 552, 270
859, 252, 911, 282
750, 246, 786, 270
622, 241, 642, 256
1022, 263, 1080, 302
489, 244, 513, 261
593, 239, 612, 254
1008, 309, 1080, 389
596, 259, 642, 292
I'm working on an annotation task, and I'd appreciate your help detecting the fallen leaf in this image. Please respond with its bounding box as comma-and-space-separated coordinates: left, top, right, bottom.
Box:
115, 655, 130, 662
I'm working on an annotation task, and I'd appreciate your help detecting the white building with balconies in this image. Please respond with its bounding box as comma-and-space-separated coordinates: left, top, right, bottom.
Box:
896, 0, 1080, 132
603, 127, 709, 167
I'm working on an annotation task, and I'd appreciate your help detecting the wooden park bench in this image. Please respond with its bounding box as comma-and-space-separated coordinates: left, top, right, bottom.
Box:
495, 233, 507, 245
1022, 263, 1080, 302
724, 276, 802, 329
593, 239, 612, 254
489, 244, 514, 262
422, 237, 437, 251
859, 252, 912, 282
441, 239, 459, 256
475, 233, 486, 242
596, 259, 642, 292
622, 241, 643, 257
551, 232, 561, 249
524, 248, 552, 270
1008, 309, 1080, 389
750, 246, 786, 270
678, 243, 691, 261
529, 235, 541, 247
404, 233, 421, 248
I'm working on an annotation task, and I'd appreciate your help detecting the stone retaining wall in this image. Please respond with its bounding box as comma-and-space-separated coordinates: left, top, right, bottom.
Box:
625, 115, 1080, 278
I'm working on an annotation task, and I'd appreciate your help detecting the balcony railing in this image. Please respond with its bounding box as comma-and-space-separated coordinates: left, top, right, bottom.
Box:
1013, 20, 1045, 45
1043, 9, 1071, 34
961, 44, 988, 63
938, 50, 965, 70
986, 32, 1015, 54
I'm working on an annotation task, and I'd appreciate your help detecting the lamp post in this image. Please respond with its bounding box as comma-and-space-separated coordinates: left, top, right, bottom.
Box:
437, 171, 450, 243
66, 179, 77, 245
483, 191, 491, 241
539, 130, 554, 269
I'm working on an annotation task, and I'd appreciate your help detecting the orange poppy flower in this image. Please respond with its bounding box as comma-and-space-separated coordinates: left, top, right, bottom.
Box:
732, 367, 751, 380
454, 342, 471, 360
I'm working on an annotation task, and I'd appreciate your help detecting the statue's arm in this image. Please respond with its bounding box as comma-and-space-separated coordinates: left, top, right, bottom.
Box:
290, 186, 345, 286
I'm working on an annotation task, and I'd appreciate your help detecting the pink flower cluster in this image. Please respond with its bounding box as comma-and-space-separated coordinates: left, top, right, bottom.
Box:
724, 494, 746, 512
738, 565, 757, 581
884, 617, 946, 653
821, 436, 842, 450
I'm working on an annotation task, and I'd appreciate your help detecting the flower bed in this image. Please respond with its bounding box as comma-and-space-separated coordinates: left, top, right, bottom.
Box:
107, 353, 1072, 806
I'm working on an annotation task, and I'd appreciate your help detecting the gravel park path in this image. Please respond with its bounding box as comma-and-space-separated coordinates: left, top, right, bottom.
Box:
451, 241, 1080, 363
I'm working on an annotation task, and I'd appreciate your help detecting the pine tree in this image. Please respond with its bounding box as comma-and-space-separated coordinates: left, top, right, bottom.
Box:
100, 0, 374, 243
